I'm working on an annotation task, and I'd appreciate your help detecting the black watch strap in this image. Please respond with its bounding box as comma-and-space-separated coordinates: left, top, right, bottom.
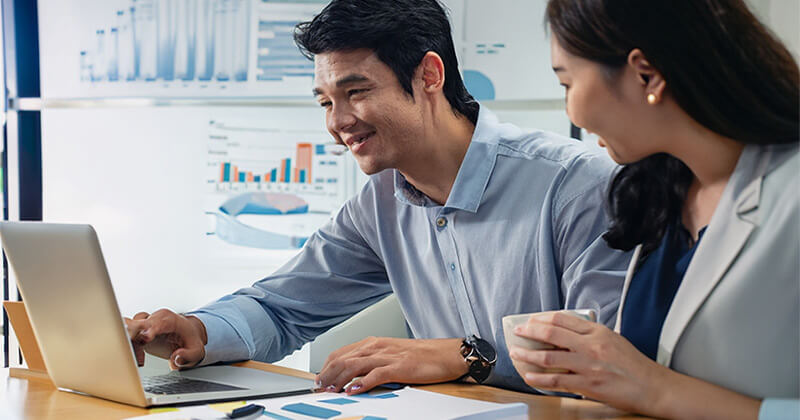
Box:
460, 335, 497, 384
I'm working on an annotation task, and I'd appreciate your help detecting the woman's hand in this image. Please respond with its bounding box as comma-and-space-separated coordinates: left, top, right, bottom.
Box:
509, 311, 669, 415
510, 311, 763, 419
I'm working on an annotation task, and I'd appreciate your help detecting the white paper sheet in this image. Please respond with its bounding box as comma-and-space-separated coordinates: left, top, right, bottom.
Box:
125, 387, 528, 420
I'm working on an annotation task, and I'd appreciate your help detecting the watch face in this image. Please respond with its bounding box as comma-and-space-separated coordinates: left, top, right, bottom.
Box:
470, 360, 492, 383
473, 337, 497, 363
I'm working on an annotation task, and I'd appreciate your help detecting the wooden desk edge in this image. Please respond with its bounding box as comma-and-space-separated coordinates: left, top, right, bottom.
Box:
8, 367, 53, 383
234, 360, 316, 380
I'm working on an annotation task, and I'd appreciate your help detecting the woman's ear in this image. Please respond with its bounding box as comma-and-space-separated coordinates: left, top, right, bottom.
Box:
628, 48, 666, 104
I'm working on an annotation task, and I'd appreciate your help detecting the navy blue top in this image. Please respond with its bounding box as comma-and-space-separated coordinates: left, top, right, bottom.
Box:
621, 223, 706, 361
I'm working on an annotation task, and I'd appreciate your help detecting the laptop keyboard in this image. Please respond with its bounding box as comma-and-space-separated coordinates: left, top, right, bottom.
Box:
142, 375, 246, 395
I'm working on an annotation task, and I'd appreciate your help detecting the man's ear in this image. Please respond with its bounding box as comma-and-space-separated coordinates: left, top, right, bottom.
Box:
627, 48, 666, 103
417, 51, 446, 93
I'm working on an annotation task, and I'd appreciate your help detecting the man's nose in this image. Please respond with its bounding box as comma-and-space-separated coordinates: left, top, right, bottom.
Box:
328, 103, 358, 133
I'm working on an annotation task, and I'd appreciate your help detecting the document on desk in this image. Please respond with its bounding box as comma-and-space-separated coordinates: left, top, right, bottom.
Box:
125, 387, 528, 420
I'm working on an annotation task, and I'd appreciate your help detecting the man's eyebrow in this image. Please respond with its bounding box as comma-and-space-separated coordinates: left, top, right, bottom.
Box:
313, 74, 372, 96
336, 74, 370, 87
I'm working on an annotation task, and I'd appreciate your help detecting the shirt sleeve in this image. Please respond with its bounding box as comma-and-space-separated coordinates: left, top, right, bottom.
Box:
759, 399, 800, 420
189, 188, 393, 366
552, 154, 631, 328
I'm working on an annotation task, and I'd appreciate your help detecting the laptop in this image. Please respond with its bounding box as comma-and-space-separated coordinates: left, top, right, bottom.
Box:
0, 222, 315, 407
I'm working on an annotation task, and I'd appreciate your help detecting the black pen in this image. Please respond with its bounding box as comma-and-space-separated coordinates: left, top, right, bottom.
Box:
226, 403, 264, 420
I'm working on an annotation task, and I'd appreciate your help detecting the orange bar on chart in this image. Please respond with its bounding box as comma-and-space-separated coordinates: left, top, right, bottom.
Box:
247, 172, 254, 182
219, 163, 226, 183
233, 166, 239, 183
296, 143, 313, 184
279, 160, 287, 182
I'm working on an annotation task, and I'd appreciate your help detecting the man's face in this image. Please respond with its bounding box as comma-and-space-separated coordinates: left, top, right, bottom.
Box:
313, 49, 424, 175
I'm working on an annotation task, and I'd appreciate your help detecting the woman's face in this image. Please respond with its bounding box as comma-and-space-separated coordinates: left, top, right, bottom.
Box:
550, 37, 660, 164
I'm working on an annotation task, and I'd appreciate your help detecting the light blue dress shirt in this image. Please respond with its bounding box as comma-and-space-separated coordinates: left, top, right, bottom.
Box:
760, 399, 800, 420
191, 107, 630, 392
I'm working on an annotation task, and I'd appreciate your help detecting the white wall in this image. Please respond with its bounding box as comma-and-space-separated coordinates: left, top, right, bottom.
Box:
747, 0, 800, 58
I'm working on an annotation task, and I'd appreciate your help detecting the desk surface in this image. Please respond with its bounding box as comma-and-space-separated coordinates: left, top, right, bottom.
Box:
1, 362, 648, 419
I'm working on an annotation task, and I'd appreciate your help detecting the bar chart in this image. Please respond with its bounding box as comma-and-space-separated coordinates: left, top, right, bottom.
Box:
82, 0, 251, 84
216, 142, 322, 185
73, 0, 325, 97
207, 119, 348, 213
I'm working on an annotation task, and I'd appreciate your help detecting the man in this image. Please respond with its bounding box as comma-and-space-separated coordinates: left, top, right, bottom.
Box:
127, 0, 629, 394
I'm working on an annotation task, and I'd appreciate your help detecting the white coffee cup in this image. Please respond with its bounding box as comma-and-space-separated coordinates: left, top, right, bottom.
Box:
502, 309, 596, 376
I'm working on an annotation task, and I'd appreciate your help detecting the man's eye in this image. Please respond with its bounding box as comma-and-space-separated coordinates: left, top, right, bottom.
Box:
560, 83, 570, 90
348, 89, 368, 97
319, 101, 332, 108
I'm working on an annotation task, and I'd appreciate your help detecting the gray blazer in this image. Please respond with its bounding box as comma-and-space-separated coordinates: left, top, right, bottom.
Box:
614, 143, 799, 399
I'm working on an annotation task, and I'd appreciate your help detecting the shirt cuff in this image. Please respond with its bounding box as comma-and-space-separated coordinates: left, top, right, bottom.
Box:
759, 399, 800, 420
190, 312, 250, 366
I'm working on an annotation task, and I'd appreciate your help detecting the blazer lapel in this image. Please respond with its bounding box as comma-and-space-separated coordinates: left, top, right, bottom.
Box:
656, 146, 770, 366
614, 245, 642, 333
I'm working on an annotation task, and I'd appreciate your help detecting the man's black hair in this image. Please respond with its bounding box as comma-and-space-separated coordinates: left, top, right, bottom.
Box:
294, 0, 479, 124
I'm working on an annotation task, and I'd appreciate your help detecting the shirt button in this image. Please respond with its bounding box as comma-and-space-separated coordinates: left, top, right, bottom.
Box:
450, 263, 456, 270
436, 217, 447, 228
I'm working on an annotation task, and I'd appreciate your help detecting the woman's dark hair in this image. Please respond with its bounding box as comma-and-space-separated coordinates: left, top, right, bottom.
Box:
294, 0, 479, 124
546, 0, 800, 255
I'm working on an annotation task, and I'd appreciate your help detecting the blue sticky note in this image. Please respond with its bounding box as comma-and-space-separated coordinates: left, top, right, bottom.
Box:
281, 402, 341, 419
353, 392, 398, 399
263, 411, 294, 420
318, 397, 358, 405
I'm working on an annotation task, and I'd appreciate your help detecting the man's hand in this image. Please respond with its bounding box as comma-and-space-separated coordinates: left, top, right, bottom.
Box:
124, 309, 208, 370
315, 337, 468, 395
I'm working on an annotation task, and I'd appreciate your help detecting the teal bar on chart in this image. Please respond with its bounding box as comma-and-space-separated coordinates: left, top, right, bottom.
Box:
281, 402, 341, 419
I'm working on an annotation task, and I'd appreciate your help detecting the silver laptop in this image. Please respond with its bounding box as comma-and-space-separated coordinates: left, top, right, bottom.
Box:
0, 222, 315, 407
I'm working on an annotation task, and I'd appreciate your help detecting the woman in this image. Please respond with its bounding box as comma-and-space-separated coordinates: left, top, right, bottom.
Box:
509, 0, 799, 418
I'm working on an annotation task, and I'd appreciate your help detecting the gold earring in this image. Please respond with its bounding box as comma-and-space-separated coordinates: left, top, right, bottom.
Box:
647, 93, 658, 105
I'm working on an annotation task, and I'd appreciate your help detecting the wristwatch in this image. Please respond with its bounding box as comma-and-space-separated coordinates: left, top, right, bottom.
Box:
460, 335, 497, 383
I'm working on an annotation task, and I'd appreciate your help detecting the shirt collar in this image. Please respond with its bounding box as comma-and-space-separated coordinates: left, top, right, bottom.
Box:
393, 104, 501, 213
